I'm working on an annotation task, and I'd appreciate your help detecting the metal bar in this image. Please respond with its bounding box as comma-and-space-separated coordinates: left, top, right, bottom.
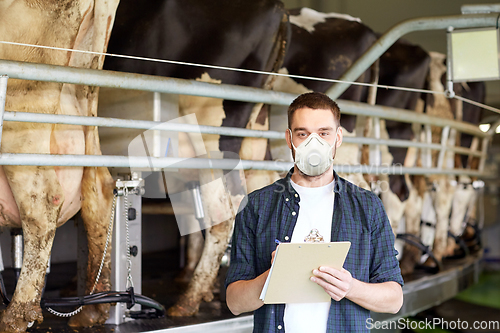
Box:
478, 137, 490, 172
425, 125, 433, 168
0, 153, 491, 177
3, 111, 486, 153
437, 126, 451, 169
153, 92, 162, 158
337, 100, 486, 138
0, 75, 8, 151
339, 136, 482, 156
0, 59, 296, 107
445, 27, 455, 96
2, 111, 483, 160
3, 111, 285, 140
486, 117, 500, 136
0, 59, 488, 137
461, 4, 500, 14
372, 117, 381, 166
325, 13, 500, 100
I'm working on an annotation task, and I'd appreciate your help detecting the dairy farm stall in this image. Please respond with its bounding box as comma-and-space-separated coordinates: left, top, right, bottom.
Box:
0, 1, 499, 333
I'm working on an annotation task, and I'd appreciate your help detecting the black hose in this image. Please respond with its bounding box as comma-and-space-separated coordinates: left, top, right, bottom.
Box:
396, 233, 443, 272
40, 289, 165, 318
0, 271, 165, 319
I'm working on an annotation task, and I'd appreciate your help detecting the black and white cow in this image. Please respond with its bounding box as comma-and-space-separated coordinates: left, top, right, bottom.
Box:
103, 0, 290, 316
270, 8, 486, 277
270, 7, 378, 191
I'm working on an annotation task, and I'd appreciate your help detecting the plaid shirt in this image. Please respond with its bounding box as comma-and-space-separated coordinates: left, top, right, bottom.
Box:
225, 168, 404, 332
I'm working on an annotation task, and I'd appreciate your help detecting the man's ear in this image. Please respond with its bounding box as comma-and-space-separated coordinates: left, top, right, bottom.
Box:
336, 127, 343, 148
286, 128, 292, 150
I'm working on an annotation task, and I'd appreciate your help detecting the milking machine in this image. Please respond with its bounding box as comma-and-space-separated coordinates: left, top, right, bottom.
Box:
0, 173, 165, 324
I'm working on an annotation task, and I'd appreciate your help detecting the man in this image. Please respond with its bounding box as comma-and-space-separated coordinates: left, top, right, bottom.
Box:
225, 92, 404, 332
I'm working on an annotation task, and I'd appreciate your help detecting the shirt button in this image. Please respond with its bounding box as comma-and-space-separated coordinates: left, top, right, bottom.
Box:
285, 236, 289, 241
294, 194, 298, 198
292, 212, 296, 216
285, 198, 289, 202
278, 325, 282, 330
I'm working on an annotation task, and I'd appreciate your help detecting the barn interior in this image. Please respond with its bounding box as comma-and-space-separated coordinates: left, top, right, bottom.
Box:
1, 0, 500, 333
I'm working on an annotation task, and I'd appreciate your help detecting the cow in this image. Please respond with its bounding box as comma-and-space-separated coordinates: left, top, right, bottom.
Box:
103, 0, 289, 316
269, 7, 378, 191
269, 8, 431, 235
270, 8, 485, 277
446, 81, 485, 257
420, 53, 486, 266
375, 38, 430, 275
0, 1, 120, 332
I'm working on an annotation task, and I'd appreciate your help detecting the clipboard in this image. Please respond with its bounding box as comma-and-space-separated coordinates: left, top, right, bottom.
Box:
259, 241, 351, 304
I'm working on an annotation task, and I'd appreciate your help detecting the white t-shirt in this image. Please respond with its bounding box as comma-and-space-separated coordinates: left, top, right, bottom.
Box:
284, 179, 335, 333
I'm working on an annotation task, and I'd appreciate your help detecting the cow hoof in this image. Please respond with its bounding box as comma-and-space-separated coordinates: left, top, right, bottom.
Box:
0, 301, 43, 333
67, 304, 110, 328
167, 297, 199, 317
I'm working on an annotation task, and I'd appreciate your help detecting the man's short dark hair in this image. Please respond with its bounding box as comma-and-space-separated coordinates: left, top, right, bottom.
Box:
287, 92, 341, 129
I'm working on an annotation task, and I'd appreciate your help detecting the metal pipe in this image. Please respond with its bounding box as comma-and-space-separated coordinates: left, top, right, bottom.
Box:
373, 117, 381, 166
425, 125, 433, 168
325, 13, 500, 100
187, 182, 205, 220
3, 111, 285, 140
337, 100, 486, 138
3, 110, 486, 151
445, 27, 455, 97
11, 229, 23, 282
0, 59, 296, 107
0, 75, 8, 151
461, 4, 500, 14
478, 137, 490, 172
437, 126, 451, 169
0, 60, 489, 138
0, 153, 491, 177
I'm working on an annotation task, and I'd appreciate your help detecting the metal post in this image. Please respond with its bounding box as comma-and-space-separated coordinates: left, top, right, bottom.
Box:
445, 27, 456, 98
478, 137, 490, 172
425, 125, 433, 168
370, 117, 381, 166
437, 126, 451, 169
107, 174, 143, 325
153, 92, 162, 158
0, 75, 8, 151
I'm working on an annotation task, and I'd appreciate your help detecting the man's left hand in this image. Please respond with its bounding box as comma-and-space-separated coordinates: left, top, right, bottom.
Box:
311, 266, 354, 301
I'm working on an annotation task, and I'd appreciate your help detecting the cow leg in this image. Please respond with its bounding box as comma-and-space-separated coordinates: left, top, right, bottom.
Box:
168, 167, 237, 316
430, 176, 456, 263
175, 227, 204, 284
168, 218, 234, 316
446, 178, 474, 256
68, 166, 114, 327
0, 166, 63, 332
400, 177, 424, 276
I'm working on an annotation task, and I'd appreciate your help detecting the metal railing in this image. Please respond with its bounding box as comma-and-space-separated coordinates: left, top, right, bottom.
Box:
0, 58, 494, 176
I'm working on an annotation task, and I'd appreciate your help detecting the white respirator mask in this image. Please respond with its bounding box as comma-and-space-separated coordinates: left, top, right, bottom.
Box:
289, 129, 339, 176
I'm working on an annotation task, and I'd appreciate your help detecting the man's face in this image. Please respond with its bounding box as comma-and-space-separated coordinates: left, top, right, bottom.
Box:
286, 107, 343, 160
